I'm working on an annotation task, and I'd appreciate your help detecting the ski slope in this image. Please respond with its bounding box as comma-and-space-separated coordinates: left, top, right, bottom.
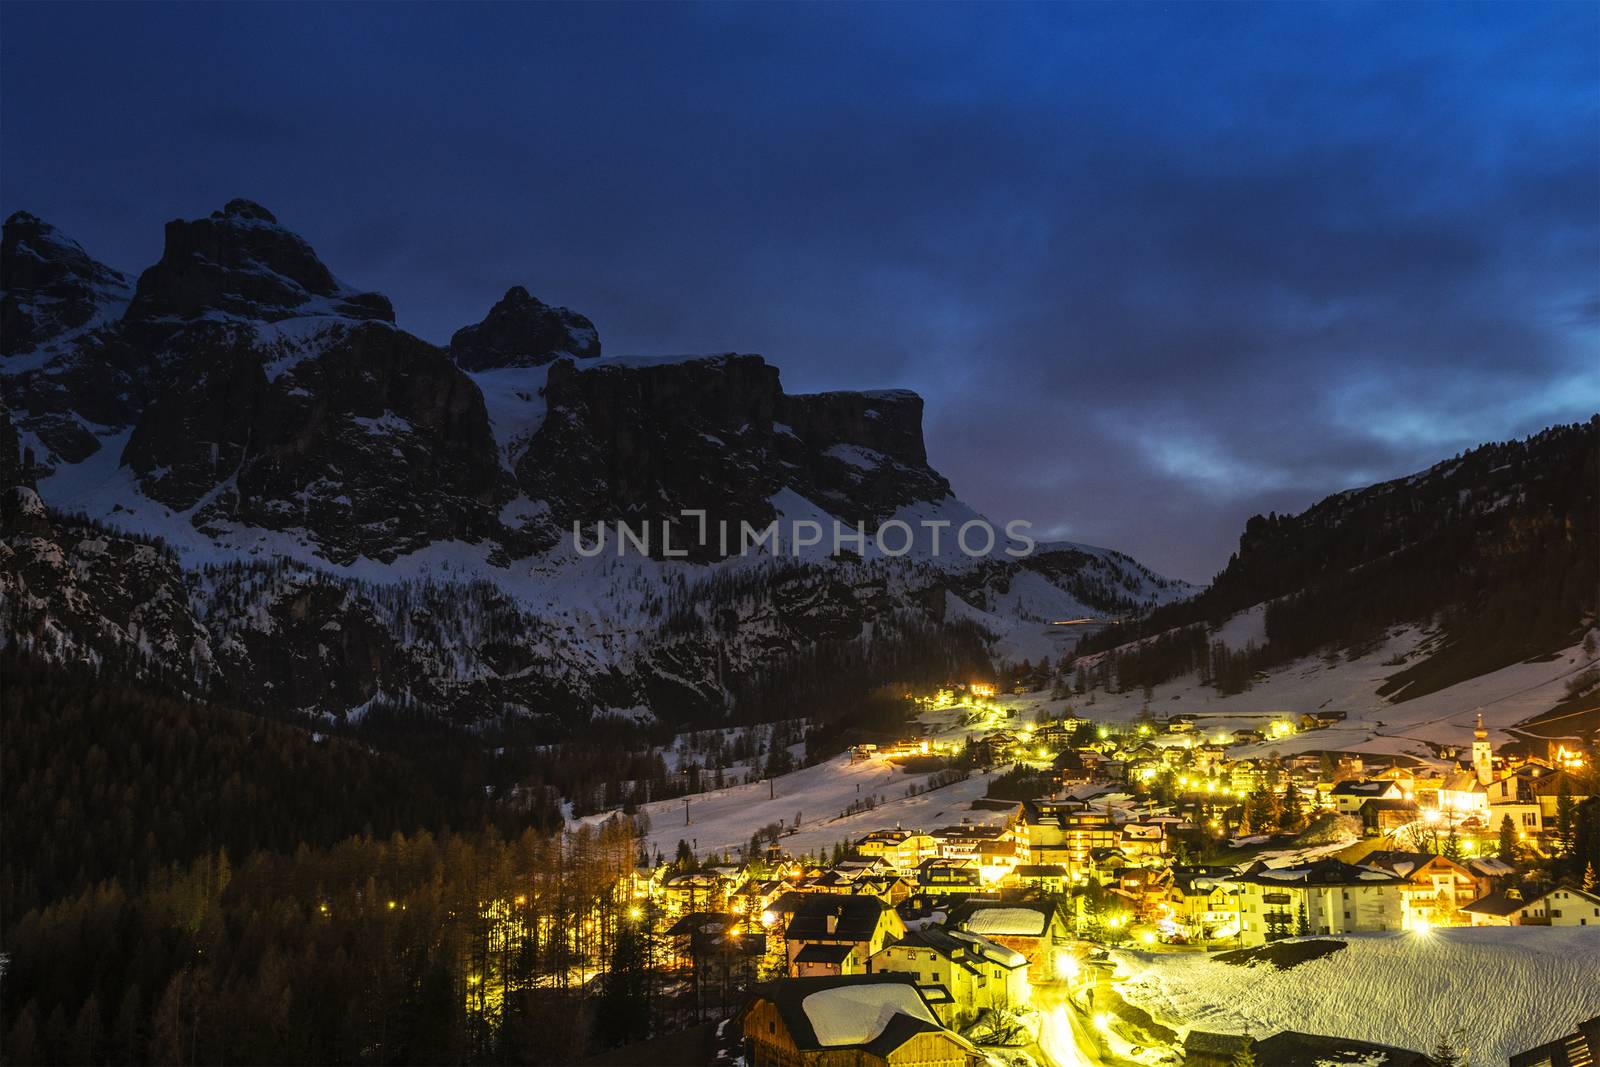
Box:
1110, 927, 1600, 1064
601, 752, 1009, 861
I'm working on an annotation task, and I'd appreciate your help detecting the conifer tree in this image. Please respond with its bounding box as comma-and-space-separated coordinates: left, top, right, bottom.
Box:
1442, 824, 1463, 862
1498, 814, 1517, 862
1555, 778, 1576, 856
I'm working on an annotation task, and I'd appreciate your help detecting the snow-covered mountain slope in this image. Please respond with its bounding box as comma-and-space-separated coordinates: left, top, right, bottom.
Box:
996, 627, 1598, 766
1, 201, 1191, 731
1112, 927, 1600, 1064
1067, 420, 1598, 719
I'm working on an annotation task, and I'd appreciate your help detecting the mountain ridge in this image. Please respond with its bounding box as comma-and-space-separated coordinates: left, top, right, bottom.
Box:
2, 201, 1191, 732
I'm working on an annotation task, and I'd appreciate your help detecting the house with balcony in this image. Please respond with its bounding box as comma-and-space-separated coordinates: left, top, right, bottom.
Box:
946, 900, 1071, 980
1359, 851, 1486, 927
1229, 859, 1405, 945
1462, 884, 1600, 927
869, 926, 1028, 1026
772, 892, 906, 977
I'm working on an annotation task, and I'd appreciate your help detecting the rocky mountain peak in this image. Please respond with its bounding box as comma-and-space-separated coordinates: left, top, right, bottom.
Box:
124, 200, 394, 325
1, 211, 131, 356
450, 285, 600, 370
215, 198, 278, 224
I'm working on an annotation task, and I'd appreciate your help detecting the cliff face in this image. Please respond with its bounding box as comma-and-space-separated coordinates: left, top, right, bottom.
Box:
516, 356, 949, 557
1, 198, 1193, 730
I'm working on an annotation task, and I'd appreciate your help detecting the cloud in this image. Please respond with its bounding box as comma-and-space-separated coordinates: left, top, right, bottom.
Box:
2, 2, 1594, 581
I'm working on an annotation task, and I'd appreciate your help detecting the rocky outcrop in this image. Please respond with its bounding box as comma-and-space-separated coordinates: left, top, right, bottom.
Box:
122, 320, 504, 563
1, 213, 148, 468
450, 285, 600, 369
1, 211, 131, 355
125, 199, 393, 326
516, 355, 949, 558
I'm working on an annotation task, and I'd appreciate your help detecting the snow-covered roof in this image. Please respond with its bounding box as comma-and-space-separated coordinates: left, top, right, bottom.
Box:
801, 983, 937, 1046
960, 905, 1050, 936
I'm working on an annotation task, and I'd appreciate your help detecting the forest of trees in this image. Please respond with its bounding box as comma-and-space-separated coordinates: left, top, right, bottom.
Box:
1, 659, 673, 1065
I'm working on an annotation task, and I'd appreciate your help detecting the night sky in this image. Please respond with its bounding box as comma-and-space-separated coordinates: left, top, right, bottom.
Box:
3, 3, 1595, 581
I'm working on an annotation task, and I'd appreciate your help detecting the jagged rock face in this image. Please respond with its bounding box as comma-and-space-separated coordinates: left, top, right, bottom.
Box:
778, 389, 949, 520
1, 195, 1202, 735
451, 285, 600, 369
1, 213, 147, 468
518, 356, 950, 557
123, 320, 505, 564
124, 199, 393, 326
1, 211, 130, 356
0, 506, 213, 674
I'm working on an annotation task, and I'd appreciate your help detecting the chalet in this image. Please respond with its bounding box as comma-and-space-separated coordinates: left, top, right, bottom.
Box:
1358, 797, 1419, 836
1462, 884, 1600, 927
660, 871, 726, 915
1052, 749, 1091, 785
1299, 710, 1347, 729
731, 878, 790, 919
1465, 855, 1517, 886
1228, 758, 1267, 792
1229, 859, 1405, 945
932, 824, 1014, 863
1169, 867, 1241, 940
1330, 779, 1402, 815
1010, 864, 1067, 894
1509, 1013, 1600, 1067
1252, 1032, 1431, 1067
850, 875, 915, 907
1359, 851, 1484, 927
1035, 722, 1078, 748
971, 731, 1022, 765
664, 912, 741, 972
947, 900, 1071, 980
737, 974, 983, 1067
855, 829, 940, 871
1184, 1031, 1254, 1067
773, 892, 906, 976
915, 858, 983, 896
1119, 822, 1167, 858
869, 927, 1028, 1025
1436, 770, 1490, 818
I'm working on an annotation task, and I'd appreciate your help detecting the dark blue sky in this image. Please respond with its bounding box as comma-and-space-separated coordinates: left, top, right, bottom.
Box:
4, 2, 1595, 580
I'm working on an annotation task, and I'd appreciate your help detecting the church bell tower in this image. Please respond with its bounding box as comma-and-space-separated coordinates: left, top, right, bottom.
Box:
1472, 711, 1494, 785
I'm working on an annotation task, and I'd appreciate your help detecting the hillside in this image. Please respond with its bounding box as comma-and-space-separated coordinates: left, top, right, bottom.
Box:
1073, 421, 1599, 703
1111, 928, 1600, 1064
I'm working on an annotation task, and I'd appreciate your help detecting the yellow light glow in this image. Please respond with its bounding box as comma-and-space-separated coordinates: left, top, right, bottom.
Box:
1140, 931, 1157, 945
1094, 1013, 1111, 1030
514, 894, 527, 906
629, 906, 643, 920
387, 900, 397, 910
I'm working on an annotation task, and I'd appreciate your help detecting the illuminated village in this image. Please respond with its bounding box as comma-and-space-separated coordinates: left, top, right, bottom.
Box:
549, 684, 1600, 1067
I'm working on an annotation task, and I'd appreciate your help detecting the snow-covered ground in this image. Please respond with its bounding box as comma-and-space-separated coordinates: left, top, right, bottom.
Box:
1111, 927, 1600, 1064
986, 625, 1598, 764
591, 751, 1009, 861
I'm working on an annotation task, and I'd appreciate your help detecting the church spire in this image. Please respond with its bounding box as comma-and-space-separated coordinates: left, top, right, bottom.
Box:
1472, 710, 1493, 785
